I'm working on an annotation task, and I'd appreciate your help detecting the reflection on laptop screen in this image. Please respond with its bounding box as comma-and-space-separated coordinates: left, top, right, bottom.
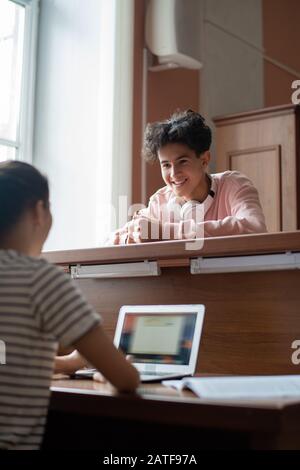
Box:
119, 313, 197, 365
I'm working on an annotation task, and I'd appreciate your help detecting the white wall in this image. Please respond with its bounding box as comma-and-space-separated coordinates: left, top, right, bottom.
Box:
33, 0, 133, 251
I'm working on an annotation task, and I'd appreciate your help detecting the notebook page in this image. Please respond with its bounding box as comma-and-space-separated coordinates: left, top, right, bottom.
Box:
162, 375, 300, 399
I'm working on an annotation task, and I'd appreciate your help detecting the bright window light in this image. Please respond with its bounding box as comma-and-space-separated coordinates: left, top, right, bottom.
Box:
0, 0, 38, 163
0, 143, 15, 160
0, 0, 25, 161
0, 0, 25, 143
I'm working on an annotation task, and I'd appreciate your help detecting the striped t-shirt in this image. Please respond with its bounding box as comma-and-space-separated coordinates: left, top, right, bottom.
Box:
0, 250, 100, 450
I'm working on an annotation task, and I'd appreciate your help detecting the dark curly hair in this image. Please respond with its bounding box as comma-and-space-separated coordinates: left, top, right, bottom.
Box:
0, 161, 49, 238
142, 109, 212, 163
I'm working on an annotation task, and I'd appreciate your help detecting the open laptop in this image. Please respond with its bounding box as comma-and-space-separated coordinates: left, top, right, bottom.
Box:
114, 304, 205, 382
72, 304, 205, 383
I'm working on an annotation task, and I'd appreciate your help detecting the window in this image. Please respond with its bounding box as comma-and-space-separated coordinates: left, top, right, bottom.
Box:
33, 0, 134, 250
0, 0, 38, 163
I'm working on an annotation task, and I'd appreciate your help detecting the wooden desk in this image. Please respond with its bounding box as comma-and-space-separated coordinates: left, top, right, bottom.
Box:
45, 377, 300, 450
43, 233, 300, 450
44, 232, 300, 375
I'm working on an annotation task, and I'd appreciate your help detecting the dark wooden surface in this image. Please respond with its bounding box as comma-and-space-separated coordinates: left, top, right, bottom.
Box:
46, 378, 300, 450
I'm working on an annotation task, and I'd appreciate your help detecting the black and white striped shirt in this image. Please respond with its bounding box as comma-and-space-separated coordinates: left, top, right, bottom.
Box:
0, 250, 100, 450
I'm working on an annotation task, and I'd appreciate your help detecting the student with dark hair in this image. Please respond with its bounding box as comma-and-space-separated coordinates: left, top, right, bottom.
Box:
111, 110, 267, 244
0, 161, 139, 450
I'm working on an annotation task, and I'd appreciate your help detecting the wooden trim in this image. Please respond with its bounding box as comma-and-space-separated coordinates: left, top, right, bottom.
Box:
43, 231, 300, 266
213, 104, 300, 127
158, 258, 190, 268
296, 111, 300, 230
227, 144, 280, 159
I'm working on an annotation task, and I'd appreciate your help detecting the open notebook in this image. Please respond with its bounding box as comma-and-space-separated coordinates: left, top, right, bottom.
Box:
162, 375, 300, 399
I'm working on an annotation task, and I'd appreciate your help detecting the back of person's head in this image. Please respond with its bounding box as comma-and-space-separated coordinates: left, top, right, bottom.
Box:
0, 160, 49, 239
142, 109, 212, 163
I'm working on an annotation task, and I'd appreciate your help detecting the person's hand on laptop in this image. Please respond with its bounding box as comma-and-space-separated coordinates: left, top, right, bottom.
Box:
54, 350, 87, 374
93, 371, 107, 383
54, 348, 135, 381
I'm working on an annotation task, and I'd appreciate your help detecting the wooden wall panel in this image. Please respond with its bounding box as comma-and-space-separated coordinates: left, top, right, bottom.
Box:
214, 105, 300, 231
75, 267, 300, 376
229, 145, 281, 232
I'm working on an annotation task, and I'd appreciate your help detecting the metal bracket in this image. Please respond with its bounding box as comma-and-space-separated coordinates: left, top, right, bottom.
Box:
190, 252, 300, 274
71, 260, 161, 279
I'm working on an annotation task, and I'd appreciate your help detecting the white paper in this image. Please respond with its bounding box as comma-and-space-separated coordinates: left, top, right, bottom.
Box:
162, 375, 300, 399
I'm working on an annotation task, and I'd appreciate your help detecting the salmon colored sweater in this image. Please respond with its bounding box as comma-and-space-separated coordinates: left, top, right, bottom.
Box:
115, 171, 267, 242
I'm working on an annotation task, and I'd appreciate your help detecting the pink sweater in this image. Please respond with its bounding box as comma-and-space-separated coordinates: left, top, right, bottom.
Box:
116, 171, 267, 242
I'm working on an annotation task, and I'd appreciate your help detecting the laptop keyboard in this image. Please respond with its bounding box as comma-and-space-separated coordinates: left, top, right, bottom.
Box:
140, 373, 189, 383
70, 369, 188, 383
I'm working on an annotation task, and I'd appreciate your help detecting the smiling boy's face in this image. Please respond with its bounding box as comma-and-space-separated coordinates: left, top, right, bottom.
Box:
158, 143, 210, 202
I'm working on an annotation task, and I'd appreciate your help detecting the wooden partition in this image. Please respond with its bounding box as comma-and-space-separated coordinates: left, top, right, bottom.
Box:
214, 104, 300, 233
44, 232, 300, 375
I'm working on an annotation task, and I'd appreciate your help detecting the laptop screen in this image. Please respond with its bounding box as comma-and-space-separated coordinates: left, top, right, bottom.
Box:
118, 312, 198, 365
